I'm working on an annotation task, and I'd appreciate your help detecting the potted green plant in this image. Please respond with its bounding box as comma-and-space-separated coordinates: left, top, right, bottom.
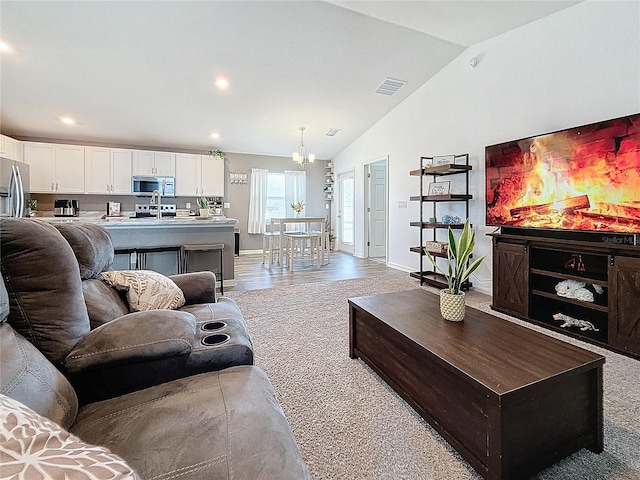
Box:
197, 196, 210, 217
207, 149, 225, 160
325, 218, 336, 250
424, 219, 485, 321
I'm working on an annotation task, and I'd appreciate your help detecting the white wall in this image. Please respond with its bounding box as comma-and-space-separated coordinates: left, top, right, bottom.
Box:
332, 0, 640, 294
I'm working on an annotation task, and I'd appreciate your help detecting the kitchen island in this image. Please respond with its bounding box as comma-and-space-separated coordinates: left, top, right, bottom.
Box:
38, 216, 238, 282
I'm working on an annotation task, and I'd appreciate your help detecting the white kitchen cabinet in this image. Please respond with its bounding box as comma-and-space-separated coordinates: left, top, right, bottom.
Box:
0, 134, 23, 161
175, 154, 224, 197
175, 153, 200, 196
25, 142, 85, 193
200, 155, 224, 196
24, 143, 55, 192
132, 150, 176, 176
111, 149, 133, 194
85, 147, 132, 194
54, 145, 86, 193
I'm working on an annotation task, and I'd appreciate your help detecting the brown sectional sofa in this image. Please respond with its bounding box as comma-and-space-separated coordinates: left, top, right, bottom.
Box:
0, 217, 310, 479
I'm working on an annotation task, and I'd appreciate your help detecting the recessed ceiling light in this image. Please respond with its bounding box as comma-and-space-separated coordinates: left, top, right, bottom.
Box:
60, 117, 76, 125
326, 128, 341, 137
0, 41, 12, 53
214, 77, 229, 90
210, 132, 220, 139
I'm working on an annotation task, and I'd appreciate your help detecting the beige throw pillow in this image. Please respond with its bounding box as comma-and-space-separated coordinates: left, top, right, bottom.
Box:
0, 394, 139, 479
99, 270, 185, 312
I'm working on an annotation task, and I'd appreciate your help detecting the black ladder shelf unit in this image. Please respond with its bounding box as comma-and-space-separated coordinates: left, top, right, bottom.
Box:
409, 154, 472, 289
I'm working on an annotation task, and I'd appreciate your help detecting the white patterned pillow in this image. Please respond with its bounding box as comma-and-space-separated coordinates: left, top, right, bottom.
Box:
99, 270, 185, 312
0, 394, 138, 479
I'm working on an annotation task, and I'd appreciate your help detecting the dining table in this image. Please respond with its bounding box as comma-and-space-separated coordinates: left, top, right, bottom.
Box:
270, 216, 326, 266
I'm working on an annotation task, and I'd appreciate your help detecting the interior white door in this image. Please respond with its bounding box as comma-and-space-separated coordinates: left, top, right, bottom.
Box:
368, 162, 387, 258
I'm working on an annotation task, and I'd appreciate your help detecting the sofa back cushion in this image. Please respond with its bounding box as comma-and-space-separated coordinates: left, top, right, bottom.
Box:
82, 279, 130, 328
54, 223, 114, 279
0, 218, 90, 364
0, 275, 78, 429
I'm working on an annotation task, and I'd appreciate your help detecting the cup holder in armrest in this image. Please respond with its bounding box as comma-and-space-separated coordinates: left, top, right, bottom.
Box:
201, 321, 227, 331
201, 333, 230, 346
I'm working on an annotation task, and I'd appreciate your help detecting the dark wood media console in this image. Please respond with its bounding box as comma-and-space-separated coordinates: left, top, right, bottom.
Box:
491, 232, 640, 359
349, 289, 605, 480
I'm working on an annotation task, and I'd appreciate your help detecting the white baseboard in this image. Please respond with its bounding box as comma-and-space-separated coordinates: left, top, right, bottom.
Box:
387, 262, 413, 273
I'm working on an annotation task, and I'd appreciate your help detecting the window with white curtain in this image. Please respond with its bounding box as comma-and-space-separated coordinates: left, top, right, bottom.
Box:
266, 172, 285, 220
248, 168, 268, 234
249, 169, 307, 234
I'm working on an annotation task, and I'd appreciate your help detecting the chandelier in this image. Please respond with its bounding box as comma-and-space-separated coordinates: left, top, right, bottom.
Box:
292, 126, 315, 166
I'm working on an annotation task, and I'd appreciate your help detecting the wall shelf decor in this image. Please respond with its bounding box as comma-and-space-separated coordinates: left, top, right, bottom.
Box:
229, 170, 248, 185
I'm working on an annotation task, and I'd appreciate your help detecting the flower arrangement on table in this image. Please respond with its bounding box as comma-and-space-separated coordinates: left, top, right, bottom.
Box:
291, 201, 305, 216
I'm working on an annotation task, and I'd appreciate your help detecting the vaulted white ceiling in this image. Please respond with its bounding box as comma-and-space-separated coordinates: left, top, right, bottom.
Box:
0, 1, 579, 159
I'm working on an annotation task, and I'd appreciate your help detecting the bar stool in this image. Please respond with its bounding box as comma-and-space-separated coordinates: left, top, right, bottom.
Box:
135, 246, 181, 272
310, 230, 331, 264
283, 232, 321, 271
262, 232, 282, 266
180, 243, 224, 294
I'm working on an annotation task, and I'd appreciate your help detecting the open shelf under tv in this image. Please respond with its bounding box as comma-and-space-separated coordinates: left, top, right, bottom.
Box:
490, 230, 640, 359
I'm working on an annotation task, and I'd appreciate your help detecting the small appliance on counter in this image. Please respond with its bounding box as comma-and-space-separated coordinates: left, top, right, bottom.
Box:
206, 196, 224, 216
54, 199, 79, 217
134, 203, 177, 218
132, 175, 175, 197
107, 202, 121, 217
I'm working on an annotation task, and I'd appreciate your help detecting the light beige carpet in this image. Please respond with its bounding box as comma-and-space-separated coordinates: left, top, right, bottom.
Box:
227, 272, 640, 480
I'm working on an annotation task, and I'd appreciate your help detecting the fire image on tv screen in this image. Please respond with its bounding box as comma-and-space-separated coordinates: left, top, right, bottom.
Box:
485, 113, 640, 233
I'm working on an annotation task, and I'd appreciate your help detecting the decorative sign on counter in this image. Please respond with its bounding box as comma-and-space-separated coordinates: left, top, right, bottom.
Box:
229, 170, 248, 185
107, 202, 121, 217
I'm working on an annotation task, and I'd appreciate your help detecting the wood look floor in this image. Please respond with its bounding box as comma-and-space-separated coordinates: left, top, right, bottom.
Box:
228, 251, 397, 291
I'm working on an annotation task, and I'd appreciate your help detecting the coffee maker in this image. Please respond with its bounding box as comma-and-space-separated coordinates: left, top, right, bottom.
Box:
53, 199, 79, 217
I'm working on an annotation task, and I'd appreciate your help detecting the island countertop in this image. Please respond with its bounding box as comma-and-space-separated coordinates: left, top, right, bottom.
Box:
34, 216, 238, 228
34, 215, 238, 279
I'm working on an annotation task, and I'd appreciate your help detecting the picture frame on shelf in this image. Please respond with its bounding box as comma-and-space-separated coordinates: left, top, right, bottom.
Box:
433, 155, 455, 166
427, 181, 451, 196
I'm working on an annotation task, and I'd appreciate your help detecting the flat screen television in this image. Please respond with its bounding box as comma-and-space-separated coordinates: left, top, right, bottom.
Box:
485, 113, 640, 234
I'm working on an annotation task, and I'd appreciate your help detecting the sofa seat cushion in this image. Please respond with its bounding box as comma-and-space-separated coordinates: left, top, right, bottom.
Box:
0, 394, 138, 479
70, 366, 310, 480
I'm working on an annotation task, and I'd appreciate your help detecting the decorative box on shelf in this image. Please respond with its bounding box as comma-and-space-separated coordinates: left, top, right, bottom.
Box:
425, 241, 448, 255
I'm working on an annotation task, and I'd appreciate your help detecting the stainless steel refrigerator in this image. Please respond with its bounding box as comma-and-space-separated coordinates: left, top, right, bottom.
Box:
0, 156, 30, 217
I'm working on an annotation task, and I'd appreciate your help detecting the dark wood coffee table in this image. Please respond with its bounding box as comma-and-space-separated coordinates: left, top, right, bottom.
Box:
349, 289, 605, 480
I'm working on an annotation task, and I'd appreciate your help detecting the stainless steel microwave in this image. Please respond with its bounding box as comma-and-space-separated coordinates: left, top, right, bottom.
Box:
132, 175, 175, 197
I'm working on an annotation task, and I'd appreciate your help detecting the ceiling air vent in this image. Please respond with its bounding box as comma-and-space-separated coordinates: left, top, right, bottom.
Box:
326, 128, 341, 137
374, 77, 407, 96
